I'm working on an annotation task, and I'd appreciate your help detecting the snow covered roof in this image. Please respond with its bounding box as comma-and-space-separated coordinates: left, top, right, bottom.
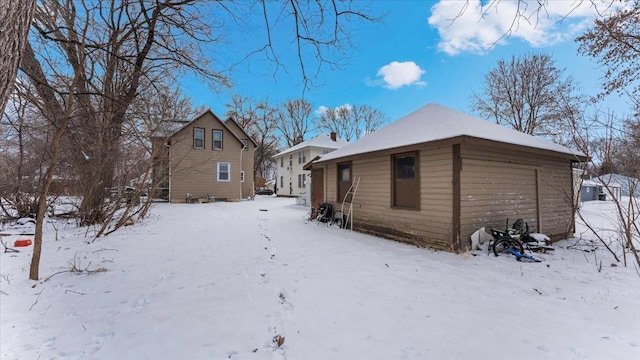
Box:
582, 179, 621, 188
594, 174, 638, 196
274, 134, 349, 157
151, 120, 191, 137
316, 103, 586, 163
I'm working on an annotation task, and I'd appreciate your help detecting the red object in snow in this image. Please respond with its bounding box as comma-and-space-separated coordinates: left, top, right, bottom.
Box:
14, 239, 32, 247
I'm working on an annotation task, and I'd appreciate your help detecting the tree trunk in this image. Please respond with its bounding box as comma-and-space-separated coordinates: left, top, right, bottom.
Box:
30, 121, 68, 280
20, 40, 71, 280
0, 0, 36, 115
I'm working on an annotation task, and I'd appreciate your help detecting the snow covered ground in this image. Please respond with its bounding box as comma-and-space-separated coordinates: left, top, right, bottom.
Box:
1, 197, 639, 360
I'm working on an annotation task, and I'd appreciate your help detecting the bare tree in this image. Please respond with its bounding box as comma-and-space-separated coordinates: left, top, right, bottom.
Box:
565, 108, 640, 269
0, 87, 44, 218
226, 95, 280, 180
277, 99, 315, 147
317, 104, 386, 141
0, 0, 36, 115
576, 1, 640, 103
250, 1, 381, 91
12, 0, 379, 280
27, 0, 228, 226
471, 53, 583, 137
17, 0, 226, 280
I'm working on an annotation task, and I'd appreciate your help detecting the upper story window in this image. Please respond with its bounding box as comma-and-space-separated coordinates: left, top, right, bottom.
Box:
289, 154, 293, 167
193, 128, 204, 149
321, 148, 331, 155
241, 139, 248, 151
212, 130, 223, 150
280, 157, 283, 167
298, 150, 306, 164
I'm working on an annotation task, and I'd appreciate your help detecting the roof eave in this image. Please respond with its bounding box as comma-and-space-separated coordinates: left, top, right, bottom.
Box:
312, 135, 590, 165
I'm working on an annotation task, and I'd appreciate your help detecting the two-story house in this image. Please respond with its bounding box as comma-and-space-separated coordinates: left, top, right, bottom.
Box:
273, 132, 348, 203
152, 110, 256, 203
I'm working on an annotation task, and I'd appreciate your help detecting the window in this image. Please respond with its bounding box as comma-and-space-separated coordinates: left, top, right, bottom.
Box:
217, 162, 230, 182
289, 154, 293, 167
241, 139, 248, 151
212, 130, 223, 150
280, 157, 283, 167
240, 171, 245, 183
280, 176, 283, 188
392, 153, 419, 209
193, 128, 204, 149
297, 174, 306, 188
337, 162, 351, 202
321, 148, 331, 155
298, 150, 306, 164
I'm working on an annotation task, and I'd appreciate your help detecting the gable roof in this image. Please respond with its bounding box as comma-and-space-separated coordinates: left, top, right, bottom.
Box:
316, 103, 587, 163
163, 109, 245, 145
274, 134, 349, 157
224, 117, 259, 147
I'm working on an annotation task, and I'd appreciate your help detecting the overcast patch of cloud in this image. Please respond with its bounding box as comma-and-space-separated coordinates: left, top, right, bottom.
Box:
374, 61, 426, 90
428, 0, 627, 55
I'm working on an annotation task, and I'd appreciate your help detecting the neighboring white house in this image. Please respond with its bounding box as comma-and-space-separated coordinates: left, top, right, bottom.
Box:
273, 132, 348, 202
581, 178, 622, 202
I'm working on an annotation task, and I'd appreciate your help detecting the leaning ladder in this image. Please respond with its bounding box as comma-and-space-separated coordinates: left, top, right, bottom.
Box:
340, 176, 361, 230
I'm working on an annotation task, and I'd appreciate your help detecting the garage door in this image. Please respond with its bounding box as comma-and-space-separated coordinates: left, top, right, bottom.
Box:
460, 160, 538, 236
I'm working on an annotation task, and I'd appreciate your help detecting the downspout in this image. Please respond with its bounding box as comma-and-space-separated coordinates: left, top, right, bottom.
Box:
239, 146, 243, 200
164, 142, 172, 203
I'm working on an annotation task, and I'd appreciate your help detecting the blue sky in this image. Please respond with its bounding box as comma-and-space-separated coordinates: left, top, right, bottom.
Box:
182, 0, 631, 129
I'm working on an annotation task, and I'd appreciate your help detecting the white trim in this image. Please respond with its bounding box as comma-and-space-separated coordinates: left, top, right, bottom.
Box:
217, 162, 231, 182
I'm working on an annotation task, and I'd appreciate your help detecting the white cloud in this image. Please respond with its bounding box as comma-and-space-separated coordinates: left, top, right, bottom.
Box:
315, 104, 352, 116
427, 0, 627, 55
375, 61, 426, 90
315, 105, 329, 116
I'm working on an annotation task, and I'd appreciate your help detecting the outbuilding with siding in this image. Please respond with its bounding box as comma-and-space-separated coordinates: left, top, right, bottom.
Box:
307, 104, 588, 252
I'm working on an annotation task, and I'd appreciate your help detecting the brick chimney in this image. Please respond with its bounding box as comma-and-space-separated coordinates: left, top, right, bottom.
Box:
330, 132, 336, 141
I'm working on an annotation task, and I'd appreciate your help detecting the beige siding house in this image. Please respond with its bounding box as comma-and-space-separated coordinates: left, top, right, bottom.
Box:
152, 110, 256, 203
308, 104, 588, 253
223, 117, 257, 199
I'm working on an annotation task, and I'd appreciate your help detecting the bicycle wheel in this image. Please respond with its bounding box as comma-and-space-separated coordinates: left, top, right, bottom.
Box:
492, 237, 524, 257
